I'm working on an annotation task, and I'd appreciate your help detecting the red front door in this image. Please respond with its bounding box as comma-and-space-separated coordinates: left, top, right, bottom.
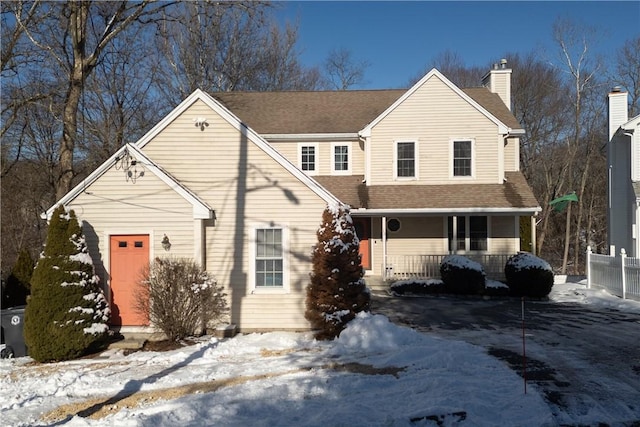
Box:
109, 235, 149, 326
353, 218, 371, 270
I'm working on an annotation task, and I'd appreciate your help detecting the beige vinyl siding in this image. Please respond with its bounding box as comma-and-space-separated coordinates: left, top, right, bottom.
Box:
489, 216, 519, 253
269, 138, 364, 176
504, 136, 519, 172
66, 166, 196, 296
141, 99, 327, 331
369, 76, 502, 185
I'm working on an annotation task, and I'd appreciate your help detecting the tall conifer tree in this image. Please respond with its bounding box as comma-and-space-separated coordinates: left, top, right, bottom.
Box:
24, 206, 110, 362
305, 204, 370, 339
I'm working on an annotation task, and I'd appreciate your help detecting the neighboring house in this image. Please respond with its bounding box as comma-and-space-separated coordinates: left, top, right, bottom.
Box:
607, 88, 640, 257
46, 60, 540, 333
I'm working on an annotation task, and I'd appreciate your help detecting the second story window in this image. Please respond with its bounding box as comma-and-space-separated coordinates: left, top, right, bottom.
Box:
396, 141, 416, 179
299, 144, 318, 174
332, 143, 350, 174
453, 140, 472, 177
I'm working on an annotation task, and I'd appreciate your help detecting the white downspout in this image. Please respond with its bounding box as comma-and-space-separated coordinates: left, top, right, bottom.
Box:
382, 216, 387, 279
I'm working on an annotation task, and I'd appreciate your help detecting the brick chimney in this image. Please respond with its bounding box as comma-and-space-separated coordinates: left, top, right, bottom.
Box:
482, 59, 512, 111
607, 86, 629, 140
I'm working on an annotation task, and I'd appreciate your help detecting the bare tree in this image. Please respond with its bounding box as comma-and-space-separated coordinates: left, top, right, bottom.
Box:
551, 17, 604, 274
14, 1, 174, 200
614, 36, 640, 117
324, 47, 370, 90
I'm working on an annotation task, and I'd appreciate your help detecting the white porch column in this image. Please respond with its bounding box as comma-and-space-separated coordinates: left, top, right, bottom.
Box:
531, 215, 537, 255
382, 216, 387, 279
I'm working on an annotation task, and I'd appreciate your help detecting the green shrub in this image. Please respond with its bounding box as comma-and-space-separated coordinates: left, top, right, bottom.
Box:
2, 248, 34, 308
440, 255, 486, 295
135, 258, 227, 341
24, 206, 110, 362
390, 279, 445, 295
305, 204, 370, 340
504, 252, 554, 298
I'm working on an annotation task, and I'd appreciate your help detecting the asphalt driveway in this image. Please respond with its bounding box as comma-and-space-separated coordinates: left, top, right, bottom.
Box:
371, 291, 640, 425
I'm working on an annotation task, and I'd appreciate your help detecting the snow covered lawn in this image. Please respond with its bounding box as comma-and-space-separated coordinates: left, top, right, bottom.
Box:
1, 281, 638, 426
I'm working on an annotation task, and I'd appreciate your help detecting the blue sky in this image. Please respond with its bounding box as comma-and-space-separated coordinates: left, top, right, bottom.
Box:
276, 1, 640, 89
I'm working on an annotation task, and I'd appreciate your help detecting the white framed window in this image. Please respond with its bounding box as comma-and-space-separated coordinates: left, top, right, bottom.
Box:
394, 141, 418, 180
331, 142, 351, 174
447, 216, 488, 252
298, 143, 318, 175
451, 139, 474, 178
251, 225, 289, 292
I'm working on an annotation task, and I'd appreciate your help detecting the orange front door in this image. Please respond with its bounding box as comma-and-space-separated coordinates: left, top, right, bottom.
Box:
354, 218, 371, 270
109, 235, 149, 326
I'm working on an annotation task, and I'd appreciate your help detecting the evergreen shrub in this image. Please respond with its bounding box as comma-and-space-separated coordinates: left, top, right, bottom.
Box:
504, 252, 554, 298
305, 204, 370, 340
440, 255, 486, 295
2, 248, 34, 308
24, 206, 110, 362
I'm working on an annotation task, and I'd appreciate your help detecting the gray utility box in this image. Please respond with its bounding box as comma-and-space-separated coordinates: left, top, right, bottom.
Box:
1, 305, 27, 358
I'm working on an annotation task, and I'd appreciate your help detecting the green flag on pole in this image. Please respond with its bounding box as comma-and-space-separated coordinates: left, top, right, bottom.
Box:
549, 192, 578, 212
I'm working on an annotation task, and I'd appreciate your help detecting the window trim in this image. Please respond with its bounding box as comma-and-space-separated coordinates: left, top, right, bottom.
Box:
298, 143, 319, 176
450, 138, 475, 179
394, 140, 418, 180
331, 142, 351, 175
250, 224, 289, 293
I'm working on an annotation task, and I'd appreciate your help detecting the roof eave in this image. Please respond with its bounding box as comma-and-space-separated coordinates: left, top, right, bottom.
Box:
350, 207, 542, 216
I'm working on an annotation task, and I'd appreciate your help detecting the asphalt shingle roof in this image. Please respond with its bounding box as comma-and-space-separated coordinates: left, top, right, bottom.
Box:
314, 171, 539, 211
213, 87, 523, 135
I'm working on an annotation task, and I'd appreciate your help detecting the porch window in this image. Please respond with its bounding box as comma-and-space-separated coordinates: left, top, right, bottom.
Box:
332, 143, 350, 174
255, 228, 283, 287
469, 216, 488, 251
299, 144, 318, 174
395, 141, 416, 178
453, 140, 472, 177
448, 216, 487, 252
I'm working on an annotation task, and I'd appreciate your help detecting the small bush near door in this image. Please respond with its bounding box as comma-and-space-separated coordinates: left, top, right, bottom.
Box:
135, 258, 227, 341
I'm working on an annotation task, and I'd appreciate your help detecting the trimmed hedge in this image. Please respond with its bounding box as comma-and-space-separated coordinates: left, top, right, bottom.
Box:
440, 255, 486, 295
504, 252, 554, 298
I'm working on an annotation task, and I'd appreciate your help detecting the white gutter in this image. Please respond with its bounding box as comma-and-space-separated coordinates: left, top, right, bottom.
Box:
351, 207, 542, 216
262, 133, 360, 142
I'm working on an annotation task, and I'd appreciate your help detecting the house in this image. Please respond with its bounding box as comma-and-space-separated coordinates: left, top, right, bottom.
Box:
46, 60, 540, 333
607, 87, 640, 257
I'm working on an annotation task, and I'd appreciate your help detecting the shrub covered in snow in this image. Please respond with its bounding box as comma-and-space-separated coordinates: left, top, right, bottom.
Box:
2, 248, 34, 308
135, 258, 227, 341
439, 255, 486, 295
305, 204, 370, 340
390, 279, 445, 296
504, 252, 554, 298
24, 206, 110, 362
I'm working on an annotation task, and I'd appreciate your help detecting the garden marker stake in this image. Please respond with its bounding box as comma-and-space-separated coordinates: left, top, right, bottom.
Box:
522, 296, 527, 394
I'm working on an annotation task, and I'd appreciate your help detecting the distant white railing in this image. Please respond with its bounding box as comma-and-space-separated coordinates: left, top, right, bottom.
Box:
384, 254, 512, 281
587, 246, 640, 301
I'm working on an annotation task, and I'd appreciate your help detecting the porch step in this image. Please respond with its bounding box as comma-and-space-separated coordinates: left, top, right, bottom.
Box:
365, 276, 389, 292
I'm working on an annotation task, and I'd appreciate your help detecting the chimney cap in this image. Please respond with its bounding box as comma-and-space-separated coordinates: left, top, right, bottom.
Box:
611, 86, 622, 93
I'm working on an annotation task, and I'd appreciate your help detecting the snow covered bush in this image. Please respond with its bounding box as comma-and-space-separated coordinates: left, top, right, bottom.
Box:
305, 204, 370, 340
24, 206, 110, 362
504, 252, 554, 298
390, 279, 445, 296
135, 258, 227, 341
440, 255, 486, 295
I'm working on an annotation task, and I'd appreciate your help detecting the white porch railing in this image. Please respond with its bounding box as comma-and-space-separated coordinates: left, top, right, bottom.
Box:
384, 254, 512, 282
587, 246, 640, 301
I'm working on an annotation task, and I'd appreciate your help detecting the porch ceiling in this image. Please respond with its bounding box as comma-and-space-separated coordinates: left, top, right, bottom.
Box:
314, 171, 540, 213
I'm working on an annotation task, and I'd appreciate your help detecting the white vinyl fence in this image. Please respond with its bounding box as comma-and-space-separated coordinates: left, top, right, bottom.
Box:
586, 246, 640, 301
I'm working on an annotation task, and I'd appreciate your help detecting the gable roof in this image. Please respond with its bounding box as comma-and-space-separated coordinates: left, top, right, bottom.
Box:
314, 171, 540, 214
361, 69, 522, 137
212, 71, 523, 137
48, 90, 341, 219
44, 143, 214, 220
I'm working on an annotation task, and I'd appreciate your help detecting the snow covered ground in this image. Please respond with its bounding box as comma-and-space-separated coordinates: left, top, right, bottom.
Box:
1, 281, 638, 427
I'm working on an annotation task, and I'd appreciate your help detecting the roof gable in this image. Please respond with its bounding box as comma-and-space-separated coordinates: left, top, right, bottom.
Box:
360, 69, 521, 137
44, 143, 213, 220
48, 89, 340, 218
